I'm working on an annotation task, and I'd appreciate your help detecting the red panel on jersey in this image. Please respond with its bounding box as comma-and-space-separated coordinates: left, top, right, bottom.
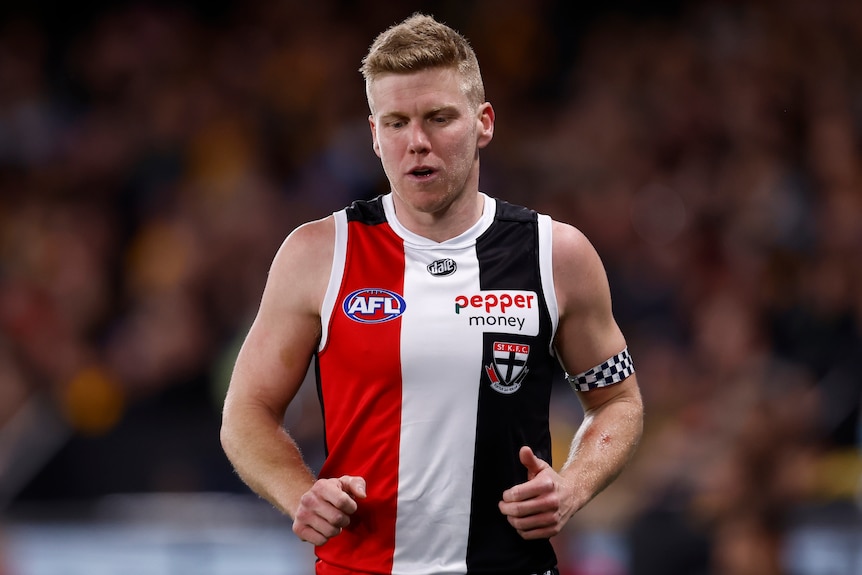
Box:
316, 220, 405, 574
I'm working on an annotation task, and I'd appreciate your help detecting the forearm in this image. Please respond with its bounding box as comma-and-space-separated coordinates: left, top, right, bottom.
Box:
559, 386, 643, 514
220, 401, 316, 518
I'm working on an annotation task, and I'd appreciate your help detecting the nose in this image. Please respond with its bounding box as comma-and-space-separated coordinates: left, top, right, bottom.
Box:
407, 123, 430, 154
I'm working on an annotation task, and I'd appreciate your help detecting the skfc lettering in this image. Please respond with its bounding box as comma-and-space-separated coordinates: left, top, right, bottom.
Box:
494, 342, 530, 355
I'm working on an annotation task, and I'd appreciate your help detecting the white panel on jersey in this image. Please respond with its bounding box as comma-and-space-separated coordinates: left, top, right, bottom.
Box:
384, 193, 494, 574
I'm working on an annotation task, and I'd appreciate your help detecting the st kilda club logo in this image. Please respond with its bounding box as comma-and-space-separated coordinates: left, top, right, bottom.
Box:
486, 341, 530, 394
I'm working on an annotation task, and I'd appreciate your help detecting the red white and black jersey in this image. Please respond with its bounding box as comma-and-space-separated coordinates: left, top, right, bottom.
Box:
315, 193, 560, 575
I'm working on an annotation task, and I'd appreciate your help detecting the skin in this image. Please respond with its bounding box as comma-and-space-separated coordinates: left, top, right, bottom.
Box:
220, 65, 643, 547
368, 66, 495, 242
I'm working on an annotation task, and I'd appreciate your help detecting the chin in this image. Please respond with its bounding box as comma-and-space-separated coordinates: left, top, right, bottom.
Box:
406, 191, 458, 215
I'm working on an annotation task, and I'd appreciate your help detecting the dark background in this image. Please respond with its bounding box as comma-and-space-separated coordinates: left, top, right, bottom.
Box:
2, 0, 861, 572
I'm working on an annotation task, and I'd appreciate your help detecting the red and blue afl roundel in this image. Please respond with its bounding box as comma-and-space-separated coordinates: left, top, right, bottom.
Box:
342, 288, 407, 323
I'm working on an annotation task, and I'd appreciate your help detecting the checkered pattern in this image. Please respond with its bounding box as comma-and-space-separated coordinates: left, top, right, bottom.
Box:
566, 347, 635, 392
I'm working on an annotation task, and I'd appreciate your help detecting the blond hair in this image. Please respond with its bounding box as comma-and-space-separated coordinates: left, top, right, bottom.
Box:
360, 13, 485, 110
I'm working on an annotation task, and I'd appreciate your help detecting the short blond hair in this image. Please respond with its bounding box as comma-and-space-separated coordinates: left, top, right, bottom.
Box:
360, 13, 485, 110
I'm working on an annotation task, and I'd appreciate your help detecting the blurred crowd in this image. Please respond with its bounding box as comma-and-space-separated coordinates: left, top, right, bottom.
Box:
1, 0, 861, 573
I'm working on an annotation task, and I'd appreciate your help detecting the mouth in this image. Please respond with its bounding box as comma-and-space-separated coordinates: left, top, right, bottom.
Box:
408, 166, 436, 179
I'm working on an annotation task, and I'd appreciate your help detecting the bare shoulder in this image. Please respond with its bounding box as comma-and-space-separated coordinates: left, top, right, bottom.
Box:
265, 215, 335, 316
550, 220, 609, 313
277, 215, 335, 259
551, 220, 596, 262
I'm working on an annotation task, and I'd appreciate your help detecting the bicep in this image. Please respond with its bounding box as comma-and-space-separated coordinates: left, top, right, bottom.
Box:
551, 221, 627, 378
225, 220, 332, 419
228, 306, 320, 419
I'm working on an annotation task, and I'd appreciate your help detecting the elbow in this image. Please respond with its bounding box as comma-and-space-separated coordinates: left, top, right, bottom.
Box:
627, 387, 645, 440
219, 400, 239, 461
219, 419, 231, 456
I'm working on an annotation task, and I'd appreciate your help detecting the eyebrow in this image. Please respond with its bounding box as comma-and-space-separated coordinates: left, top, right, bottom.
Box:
378, 105, 460, 121
426, 106, 460, 117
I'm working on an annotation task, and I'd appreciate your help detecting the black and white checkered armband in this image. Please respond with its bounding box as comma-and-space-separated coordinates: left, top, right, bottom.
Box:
565, 347, 635, 392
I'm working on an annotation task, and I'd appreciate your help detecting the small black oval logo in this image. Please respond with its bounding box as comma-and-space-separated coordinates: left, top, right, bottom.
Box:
427, 258, 457, 277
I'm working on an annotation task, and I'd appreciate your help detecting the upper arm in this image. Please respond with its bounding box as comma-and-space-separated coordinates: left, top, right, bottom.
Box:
551, 221, 638, 410
224, 216, 335, 419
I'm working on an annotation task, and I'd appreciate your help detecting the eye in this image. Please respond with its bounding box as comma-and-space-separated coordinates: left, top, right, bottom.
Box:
381, 116, 406, 129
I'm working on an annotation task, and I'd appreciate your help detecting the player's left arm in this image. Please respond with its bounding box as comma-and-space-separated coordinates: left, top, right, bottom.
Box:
499, 220, 644, 540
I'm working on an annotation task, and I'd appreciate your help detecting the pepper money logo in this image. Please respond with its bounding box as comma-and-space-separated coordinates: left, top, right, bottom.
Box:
453, 290, 540, 336
342, 288, 406, 323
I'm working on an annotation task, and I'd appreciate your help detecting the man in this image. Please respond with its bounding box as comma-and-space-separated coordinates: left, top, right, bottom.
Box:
221, 12, 643, 575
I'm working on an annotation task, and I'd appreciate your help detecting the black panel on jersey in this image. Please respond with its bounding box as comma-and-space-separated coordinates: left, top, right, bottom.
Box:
313, 353, 329, 458
466, 200, 557, 573
345, 195, 387, 225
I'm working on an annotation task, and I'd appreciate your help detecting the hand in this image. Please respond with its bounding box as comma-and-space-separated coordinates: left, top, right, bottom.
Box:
292, 475, 367, 546
498, 446, 575, 540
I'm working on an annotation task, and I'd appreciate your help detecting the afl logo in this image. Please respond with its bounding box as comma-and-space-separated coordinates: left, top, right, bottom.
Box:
342, 288, 406, 324
427, 258, 456, 277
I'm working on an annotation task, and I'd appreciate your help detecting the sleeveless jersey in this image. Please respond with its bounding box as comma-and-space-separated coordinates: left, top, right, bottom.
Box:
315, 193, 560, 575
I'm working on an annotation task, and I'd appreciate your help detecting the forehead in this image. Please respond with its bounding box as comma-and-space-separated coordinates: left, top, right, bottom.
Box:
367, 67, 470, 115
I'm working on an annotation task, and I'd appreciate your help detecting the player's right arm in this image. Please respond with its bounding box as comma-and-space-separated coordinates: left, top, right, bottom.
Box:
220, 216, 365, 545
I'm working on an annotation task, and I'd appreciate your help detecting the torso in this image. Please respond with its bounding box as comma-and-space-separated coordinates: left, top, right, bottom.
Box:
314, 193, 560, 575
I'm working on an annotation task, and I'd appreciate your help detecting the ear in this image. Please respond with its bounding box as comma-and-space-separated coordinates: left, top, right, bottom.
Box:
369, 115, 381, 157
477, 102, 495, 149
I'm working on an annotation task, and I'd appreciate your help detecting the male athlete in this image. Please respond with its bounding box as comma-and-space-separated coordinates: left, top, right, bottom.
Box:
221, 13, 643, 575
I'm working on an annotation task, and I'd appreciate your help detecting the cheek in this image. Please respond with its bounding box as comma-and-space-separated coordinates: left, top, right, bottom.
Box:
377, 140, 397, 163
376, 144, 403, 182
374, 137, 397, 166
444, 136, 477, 173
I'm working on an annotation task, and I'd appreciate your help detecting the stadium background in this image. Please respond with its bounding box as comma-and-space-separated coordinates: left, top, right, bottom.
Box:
1, 0, 861, 573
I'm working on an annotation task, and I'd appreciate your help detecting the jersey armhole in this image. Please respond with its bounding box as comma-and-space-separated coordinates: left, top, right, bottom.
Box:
319, 210, 348, 352
538, 214, 559, 356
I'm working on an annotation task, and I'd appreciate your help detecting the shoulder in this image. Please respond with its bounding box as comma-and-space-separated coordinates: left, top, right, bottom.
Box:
345, 195, 387, 224
551, 220, 604, 280
273, 215, 335, 271
265, 215, 335, 315
550, 220, 611, 316
282, 214, 335, 250
492, 197, 538, 222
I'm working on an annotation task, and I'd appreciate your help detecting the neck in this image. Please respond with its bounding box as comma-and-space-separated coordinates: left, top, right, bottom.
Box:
391, 191, 485, 243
